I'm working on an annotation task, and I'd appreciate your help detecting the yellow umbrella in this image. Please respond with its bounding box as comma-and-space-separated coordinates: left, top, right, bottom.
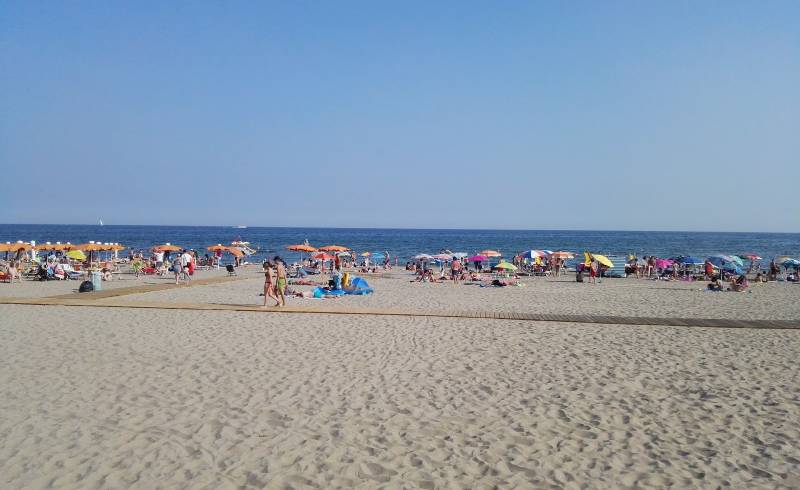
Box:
493, 261, 518, 271
66, 250, 87, 260
360, 252, 371, 257
592, 254, 614, 268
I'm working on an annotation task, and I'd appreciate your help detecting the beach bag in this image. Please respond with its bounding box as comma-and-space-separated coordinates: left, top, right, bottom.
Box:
79, 280, 94, 293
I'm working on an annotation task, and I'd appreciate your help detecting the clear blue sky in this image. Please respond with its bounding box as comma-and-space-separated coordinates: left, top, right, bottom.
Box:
1, 1, 798, 231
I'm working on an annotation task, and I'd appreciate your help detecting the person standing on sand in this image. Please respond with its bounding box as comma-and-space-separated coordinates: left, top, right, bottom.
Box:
451, 256, 462, 284
589, 258, 598, 284
274, 256, 287, 307
263, 261, 278, 307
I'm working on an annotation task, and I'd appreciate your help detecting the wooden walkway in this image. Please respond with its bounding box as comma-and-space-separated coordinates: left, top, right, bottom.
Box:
1, 296, 798, 330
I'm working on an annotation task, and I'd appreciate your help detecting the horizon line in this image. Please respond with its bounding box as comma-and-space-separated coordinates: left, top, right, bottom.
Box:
1, 223, 798, 235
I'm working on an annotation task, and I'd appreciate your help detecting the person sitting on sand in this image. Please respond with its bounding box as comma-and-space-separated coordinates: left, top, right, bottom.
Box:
707, 276, 724, 291
729, 274, 749, 292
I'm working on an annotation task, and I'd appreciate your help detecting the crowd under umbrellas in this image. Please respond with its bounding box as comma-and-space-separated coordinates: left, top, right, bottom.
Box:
403, 247, 800, 286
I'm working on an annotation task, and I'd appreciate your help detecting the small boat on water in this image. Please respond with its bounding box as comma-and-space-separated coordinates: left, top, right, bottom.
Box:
233, 225, 247, 229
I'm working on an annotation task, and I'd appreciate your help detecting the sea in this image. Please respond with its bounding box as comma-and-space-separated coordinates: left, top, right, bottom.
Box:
1, 224, 798, 265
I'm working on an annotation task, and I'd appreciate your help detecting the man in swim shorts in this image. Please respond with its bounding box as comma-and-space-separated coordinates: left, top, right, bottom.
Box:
274, 256, 287, 307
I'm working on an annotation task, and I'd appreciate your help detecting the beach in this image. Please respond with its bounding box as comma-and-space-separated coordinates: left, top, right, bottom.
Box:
1, 268, 799, 488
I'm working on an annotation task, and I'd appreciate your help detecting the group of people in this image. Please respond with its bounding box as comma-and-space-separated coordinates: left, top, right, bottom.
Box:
262, 257, 288, 307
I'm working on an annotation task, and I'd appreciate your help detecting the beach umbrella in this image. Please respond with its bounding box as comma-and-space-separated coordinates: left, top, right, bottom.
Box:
7, 242, 32, 252
228, 248, 244, 257
312, 252, 335, 261
78, 242, 110, 251
431, 253, 451, 261
727, 255, 744, 267
413, 254, 432, 260
479, 250, 502, 257
679, 256, 704, 265
655, 259, 673, 269
452, 252, 468, 259
287, 244, 317, 253
782, 258, 800, 267
208, 244, 229, 252
319, 245, 349, 252
467, 255, 488, 262
519, 250, 546, 260
592, 254, 614, 268
35, 242, 60, 251
550, 251, 574, 259
153, 244, 182, 252
66, 250, 87, 260
739, 253, 762, 261
360, 252, 371, 257
493, 261, 518, 271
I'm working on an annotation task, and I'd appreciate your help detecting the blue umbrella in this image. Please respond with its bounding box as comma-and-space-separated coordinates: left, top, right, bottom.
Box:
782, 258, 800, 268
679, 256, 704, 265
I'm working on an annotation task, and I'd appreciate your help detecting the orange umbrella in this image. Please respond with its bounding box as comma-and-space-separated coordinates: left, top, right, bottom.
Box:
153, 244, 182, 252
319, 245, 349, 252
7, 242, 32, 252
287, 244, 318, 253
109, 244, 126, 251
479, 250, 502, 257
550, 251, 574, 259
207, 244, 229, 252
313, 252, 336, 261
78, 243, 108, 251
228, 248, 244, 257
0, 243, 9, 252
35, 243, 61, 251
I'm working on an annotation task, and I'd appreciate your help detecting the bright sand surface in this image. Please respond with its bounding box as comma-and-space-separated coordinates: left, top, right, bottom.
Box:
1, 268, 799, 488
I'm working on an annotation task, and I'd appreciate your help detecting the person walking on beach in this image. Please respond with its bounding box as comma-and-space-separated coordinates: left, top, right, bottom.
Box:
172, 256, 183, 284
263, 261, 278, 307
180, 250, 192, 281
274, 256, 287, 307
589, 258, 598, 284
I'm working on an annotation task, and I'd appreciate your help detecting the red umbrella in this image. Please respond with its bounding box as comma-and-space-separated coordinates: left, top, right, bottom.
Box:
312, 252, 335, 261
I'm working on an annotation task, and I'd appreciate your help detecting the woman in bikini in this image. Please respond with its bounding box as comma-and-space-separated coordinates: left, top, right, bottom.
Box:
263, 261, 278, 307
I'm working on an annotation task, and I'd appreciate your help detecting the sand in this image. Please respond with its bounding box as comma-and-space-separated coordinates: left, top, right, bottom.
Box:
91, 268, 800, 321
1, 269, 799, 488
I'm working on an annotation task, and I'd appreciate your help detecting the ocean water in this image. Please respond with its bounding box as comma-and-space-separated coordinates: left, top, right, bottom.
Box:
1, 224, 798, 264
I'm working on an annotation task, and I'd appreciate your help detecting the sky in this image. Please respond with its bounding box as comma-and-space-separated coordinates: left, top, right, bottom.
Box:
1, 1, 798, 231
